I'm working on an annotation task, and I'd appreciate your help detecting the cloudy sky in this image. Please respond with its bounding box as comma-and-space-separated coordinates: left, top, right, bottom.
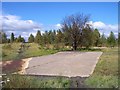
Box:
1, 2, 118, 41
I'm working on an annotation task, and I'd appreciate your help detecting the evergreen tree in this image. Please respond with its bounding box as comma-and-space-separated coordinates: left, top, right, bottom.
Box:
7, 39, 10, 43
118, 33, 120, 46
28, 34, 34, 43
50, 30, 56, 44
100, 33, 107, 47
2, 32, 7, 43
107, 31, 116, 47
21, 37, 25, 43
63, 29, 71, 46
93, 29, 100, 46
17, 35, 21, 42
81, 24, 93, 48
43, 31, 48, 44
55, 29, 64, 43
0, 32, 2, 44
47, 31, 51, 44
17, 35, 25, 42
10, 33, 15, 43
35, 30, 42, 44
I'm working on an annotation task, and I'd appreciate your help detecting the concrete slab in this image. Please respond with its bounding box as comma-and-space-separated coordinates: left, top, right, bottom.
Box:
25, 51, 102, 77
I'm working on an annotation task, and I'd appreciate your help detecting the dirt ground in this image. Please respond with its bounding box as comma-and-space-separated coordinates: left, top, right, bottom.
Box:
1, 58, 32, 74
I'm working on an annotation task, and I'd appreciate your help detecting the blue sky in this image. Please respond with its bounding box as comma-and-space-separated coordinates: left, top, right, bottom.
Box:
3, 2, 118, 24
1, 2, 118, 40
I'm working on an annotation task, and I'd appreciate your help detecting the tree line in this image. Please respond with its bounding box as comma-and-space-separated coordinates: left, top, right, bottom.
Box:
0, 13, 119, 50
1, 29, 118, 48
0, 32, 25, 44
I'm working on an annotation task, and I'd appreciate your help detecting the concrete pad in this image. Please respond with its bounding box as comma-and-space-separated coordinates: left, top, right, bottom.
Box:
25, 51, 102, 77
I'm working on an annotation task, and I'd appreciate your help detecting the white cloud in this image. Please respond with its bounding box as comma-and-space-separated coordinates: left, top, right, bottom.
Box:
1, 14, 61, 41
55, 23, 62, 29
56, 24, 61, 27
2, 14, 42, 32
41, 24, 62, 31
1, 14, 44, 41
88, 21, 118, 37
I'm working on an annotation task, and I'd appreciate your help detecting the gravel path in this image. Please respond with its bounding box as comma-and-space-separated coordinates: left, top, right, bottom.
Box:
25, 51, 102, 77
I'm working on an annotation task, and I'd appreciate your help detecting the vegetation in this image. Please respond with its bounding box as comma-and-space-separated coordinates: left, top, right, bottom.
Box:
93, 29, 100, 46
2, 74, 70, 88
34, 30, 42, 44
24, 43, 59, 58
81, 24, 93, 48
107, 31, 116, 47
100, 33, 107, 47
2, 43, 22, 61
2, 43, 60, 61
1, 32, 7, 43
10, 33, 15, 43
1, 30, 118, 49
85, 47, 118, 88
16, 35, 25, 43
28, 34, 34, 43
61, 14, 90, 50
118, 32, 120, 45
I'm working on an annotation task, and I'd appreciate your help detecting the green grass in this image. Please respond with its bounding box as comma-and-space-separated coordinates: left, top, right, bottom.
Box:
85, 47, 118, 88
3, 74, 70, 88
24, 43, 59, 58
2, 43, 22, 61
85, 75, 118, 88
2, 43, 60, 61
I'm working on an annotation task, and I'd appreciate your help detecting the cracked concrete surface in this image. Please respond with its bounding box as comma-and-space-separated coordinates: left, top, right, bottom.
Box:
25, 51, 102, 77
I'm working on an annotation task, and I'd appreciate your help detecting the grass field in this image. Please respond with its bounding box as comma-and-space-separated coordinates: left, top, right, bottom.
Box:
85, 47, 118, 88
1, 43, 21, 61
1, 43, 119, 88
2, 43, 61, 61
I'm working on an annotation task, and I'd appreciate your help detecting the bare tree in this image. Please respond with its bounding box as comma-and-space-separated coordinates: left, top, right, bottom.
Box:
61, 13, 90, 50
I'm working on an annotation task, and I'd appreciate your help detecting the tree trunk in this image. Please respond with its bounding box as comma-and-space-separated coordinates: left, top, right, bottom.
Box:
73, 41, 77, 50
74, 45, 77, 50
